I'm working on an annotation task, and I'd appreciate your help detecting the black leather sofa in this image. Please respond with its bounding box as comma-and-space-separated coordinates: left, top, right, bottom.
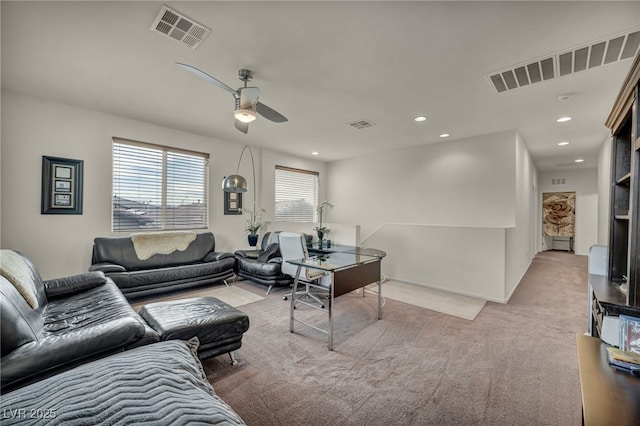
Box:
90, 231, 235, 299
0, 250, 159, 391
234, 232, 293, 294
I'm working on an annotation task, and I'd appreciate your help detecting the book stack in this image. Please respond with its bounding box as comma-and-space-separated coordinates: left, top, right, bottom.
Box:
607, 315, 640, 376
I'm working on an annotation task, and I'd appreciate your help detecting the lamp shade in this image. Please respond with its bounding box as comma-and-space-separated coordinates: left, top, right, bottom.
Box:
222, 174, 248, 192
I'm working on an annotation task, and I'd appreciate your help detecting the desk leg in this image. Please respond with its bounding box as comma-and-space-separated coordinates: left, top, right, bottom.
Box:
328, 271, 335, 351
377, 261, 382, 320
290, 266, 302, 333
377, 278, 382, 320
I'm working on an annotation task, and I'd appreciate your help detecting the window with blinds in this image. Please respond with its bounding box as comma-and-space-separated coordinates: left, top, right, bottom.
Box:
112, 138, 209, 232
274, 166, 319, 222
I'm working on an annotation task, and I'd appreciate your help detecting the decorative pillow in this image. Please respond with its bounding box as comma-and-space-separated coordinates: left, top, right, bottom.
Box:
0, 249, 38, 309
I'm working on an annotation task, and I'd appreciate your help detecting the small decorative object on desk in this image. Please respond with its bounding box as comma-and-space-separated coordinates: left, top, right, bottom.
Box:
606, 315, 640, 376
243, 207, 265, 247
314, 201, 334, 245
620, 315, 640, 353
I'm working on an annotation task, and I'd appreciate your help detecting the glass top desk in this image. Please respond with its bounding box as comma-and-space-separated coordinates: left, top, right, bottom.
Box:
287, 249, 386, 351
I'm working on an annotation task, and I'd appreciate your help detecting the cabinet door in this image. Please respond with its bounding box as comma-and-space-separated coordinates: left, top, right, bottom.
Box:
609, 117, 632, 283
629, 91, 639, 306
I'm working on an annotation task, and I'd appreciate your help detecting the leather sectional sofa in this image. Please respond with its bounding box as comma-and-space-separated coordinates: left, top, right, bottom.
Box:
0, 249, 245, 424
0, 249, 159, 391
90, 231, 235, 299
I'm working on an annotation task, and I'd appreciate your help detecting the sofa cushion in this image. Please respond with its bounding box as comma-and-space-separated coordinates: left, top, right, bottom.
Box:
109, 258, 236, 291
93, 232, 216, 271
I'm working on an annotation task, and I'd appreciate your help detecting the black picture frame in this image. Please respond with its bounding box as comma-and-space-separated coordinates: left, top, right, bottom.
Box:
41, 156, 83, 214
224, 191, 242, 215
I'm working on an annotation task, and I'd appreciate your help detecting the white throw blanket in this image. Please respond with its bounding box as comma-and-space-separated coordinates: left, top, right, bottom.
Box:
130, 231, 197, 260
0, 249, 39, 309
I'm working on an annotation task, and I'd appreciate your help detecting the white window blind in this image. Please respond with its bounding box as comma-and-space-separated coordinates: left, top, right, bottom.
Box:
274, 166, 319, 222
112, 138, 209, 232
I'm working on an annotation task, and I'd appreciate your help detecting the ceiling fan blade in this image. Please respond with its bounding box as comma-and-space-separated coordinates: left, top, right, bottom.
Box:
239, 87, 260, 108
256, 102, 288, 123
176, 62, 238, 98
234, 119, 249, 134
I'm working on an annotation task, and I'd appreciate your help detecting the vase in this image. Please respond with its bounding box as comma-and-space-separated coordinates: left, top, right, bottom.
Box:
248, 234, 259, 247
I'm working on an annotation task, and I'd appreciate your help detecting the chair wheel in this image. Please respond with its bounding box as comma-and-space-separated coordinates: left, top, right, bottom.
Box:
283, 296, 288, 300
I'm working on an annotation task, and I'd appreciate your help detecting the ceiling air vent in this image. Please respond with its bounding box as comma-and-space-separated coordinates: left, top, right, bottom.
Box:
487, 28, 640, 93
151, 5, 211, 49
551, 177, 567, 185
348, 119, 375, 130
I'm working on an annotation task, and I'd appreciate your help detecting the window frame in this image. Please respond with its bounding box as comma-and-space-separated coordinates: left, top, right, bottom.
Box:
111, 137, 210, 232
274, 165, 320, 223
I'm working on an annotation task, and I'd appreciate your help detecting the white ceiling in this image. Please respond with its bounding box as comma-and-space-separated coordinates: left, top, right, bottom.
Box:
2, 1, 640, 171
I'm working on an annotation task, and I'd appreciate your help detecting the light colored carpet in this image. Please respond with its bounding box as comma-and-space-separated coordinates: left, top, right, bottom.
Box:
371, 280, 487, 320
206, 251, 587, 425
131, 285, 265, 311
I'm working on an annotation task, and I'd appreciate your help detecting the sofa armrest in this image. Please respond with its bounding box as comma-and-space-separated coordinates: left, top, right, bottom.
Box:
267, 257, 283, 264
90, 262, 127, 273
204, 251, 235, 262
234, 249, 261, 259
44, 271, 108, 299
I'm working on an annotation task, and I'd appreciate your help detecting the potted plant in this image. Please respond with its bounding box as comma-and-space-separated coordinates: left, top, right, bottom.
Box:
243, 207, 265, 246
314, 201, 334, 243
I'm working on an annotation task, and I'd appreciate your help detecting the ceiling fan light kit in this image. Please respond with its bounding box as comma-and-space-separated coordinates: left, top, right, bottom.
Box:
176, 62, 287, 134
235, 107, 257, 123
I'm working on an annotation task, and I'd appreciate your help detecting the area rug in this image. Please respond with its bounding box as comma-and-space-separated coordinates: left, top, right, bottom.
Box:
131, 285, 265, 311
371, 280, 487, 320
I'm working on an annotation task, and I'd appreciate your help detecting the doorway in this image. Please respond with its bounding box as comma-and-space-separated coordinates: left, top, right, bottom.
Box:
542, 191, 576, 253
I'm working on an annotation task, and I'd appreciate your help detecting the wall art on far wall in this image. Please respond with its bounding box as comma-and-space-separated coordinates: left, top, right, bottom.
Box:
224, 191, 242, 215
41, 156, 84, 214
542, 191, 575, 237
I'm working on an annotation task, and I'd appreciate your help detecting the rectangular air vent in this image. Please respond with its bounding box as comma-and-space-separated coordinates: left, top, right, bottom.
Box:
348, 119, 375, 129
487, 28, 640, 93
551, 178, 567, 185
151, 5, 211, 49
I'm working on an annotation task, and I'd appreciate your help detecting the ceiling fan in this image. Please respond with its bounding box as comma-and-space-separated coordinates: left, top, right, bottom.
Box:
176, 62, 287, 134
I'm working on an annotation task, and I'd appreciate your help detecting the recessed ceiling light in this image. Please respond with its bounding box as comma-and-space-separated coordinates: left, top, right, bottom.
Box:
439, 133, 450, 138
575, 158, 584, 163
557, 116, 572, 123
558, 141, 569, 146
414, 116, 427, 122
311, 151, 319, 156
557, 94, 573, 101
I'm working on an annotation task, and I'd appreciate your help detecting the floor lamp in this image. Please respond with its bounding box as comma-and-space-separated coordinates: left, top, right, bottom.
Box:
222, 145, 256, 235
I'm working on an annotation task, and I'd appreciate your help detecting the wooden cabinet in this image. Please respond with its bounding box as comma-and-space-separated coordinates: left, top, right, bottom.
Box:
605, 52, 640, 307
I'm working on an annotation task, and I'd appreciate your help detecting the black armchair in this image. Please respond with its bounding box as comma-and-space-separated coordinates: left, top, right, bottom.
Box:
234, 232, 293, 294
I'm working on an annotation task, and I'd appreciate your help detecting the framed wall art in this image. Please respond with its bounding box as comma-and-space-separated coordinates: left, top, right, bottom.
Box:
41, 156, 84, 214
224, 191, 242, 215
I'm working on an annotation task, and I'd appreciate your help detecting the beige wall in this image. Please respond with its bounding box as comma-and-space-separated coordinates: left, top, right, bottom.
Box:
0, 90, 325, 279
326, 130, 537, 302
